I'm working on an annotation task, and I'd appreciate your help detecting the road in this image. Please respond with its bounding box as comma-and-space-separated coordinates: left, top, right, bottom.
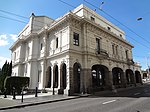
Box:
1, 83, 150, 112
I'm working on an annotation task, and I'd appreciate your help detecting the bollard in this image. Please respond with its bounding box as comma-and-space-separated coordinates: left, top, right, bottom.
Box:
35, 87, 38, 97
4, 94, 7, 98
4, 89, 7, 98
52, 82, 55, 95
21, 87, 24, 103
12, 87, 16, 100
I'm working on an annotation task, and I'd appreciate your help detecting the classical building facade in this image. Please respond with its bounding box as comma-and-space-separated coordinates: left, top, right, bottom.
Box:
10, 4, 142, 95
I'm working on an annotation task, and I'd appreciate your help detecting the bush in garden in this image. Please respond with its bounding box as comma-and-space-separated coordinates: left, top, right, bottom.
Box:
4, 76, 30, 95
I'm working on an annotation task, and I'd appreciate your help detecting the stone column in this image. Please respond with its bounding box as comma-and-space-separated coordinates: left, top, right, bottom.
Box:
51, 66, 54, 89
139, 74, 143, 85
68, 67, 74, 95
133, 72, 137, 86
58, 67, 63, 94
80, 68, 83, 94
82, 68, 92, 94
121, 72, 127, 88
106, 71, 113, 90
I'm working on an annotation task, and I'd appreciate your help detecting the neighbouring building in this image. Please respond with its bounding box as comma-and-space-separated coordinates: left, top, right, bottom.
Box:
10, 4, 142, 95
142, 69, 149, 79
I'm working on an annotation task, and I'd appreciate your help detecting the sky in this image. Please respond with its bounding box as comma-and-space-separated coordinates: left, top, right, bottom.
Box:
0, 0, 150, 70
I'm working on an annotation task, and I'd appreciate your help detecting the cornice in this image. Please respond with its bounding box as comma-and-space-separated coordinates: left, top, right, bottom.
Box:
9, 38, 24, 50
82, 18, 134, 48
10, 33, 38, 51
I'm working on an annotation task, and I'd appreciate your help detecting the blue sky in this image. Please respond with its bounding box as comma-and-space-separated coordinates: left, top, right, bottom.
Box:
0, 0, 150, 70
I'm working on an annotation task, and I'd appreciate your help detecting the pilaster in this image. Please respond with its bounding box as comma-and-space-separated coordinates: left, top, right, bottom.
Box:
107, 71, 113, 90
121, 72, 127, 88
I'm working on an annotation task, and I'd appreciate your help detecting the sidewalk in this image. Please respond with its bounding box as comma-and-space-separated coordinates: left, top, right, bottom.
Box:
0, 83, 144, 110
0, 93, 80, 110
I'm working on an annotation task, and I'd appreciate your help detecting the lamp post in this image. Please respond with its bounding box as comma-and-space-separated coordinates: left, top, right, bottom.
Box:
100, 1, 105, 10
137, 17, 143, 21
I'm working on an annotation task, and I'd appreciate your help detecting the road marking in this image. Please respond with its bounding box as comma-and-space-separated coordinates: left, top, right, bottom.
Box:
102, 100, 116, 105
134, 93, 141, 95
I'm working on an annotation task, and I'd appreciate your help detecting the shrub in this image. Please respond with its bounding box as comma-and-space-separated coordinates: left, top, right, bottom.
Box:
4, 76, 30, 95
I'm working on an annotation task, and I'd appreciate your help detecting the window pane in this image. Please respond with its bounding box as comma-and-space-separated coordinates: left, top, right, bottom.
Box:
73, 32, 79, 46
56, 38, 58, 48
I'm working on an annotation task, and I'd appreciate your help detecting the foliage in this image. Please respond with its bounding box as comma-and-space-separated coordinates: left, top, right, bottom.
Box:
0, 68, 2, 75
4, 76, 30, 95
0, 61, 12, 93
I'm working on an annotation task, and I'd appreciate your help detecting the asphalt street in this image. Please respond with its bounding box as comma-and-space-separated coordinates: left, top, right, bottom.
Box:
1, 83, 150, 112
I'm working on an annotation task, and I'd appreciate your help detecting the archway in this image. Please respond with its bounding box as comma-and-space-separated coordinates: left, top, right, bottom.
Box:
143, 73, 148, 79
73, 62, 81, 93
53, 65, 59, 88
91, 64, 109, 91
46, 66, 51, 88
112, 67, 123, 86
135, 71, 142, 83
126, 69, 134, 84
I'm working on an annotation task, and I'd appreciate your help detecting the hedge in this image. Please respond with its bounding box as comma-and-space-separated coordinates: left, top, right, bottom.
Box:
4, 76, 30, 94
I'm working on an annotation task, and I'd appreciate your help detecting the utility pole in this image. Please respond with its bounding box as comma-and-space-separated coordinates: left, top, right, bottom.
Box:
146, 57, 150, 80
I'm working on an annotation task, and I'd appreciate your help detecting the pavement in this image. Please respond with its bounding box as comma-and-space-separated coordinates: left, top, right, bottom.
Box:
0, 93, 81, 110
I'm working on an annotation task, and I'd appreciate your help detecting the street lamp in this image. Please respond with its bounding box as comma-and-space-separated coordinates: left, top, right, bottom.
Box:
137, 17, 143, 21
100, 1, 105, 10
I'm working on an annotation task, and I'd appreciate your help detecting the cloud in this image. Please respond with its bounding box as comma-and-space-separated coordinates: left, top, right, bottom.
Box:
10, 34, 18, 41
0, 39, 9, 46
0, 34, 9, 46
0, 34, 18, 46
0, 34, 7, 40
0, 56, 11, 68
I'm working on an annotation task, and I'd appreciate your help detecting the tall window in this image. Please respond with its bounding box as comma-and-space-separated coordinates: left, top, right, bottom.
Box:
27, 46, 30, 57
38, 70, 41, 83
125, 50, 128, 59
112, 44, 115, 54
25, 64, 28, 76
40, 43, 43, 50
116, 45, 118, 55
73, 32, 79, 46
96, 38, 100, 54
56, 38, 58, 48
14, 52, 16, 60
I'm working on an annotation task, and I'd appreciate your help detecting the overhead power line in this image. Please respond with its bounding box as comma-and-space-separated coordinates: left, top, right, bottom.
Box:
58, 0, 76, 8
83, 0, 150, 45
57, 0, 150, 50
125, 34, 150, 49
0, 15, 46, 29
0, 0, 149, 50
0, 9, 51, 26
0, 15, 27, 24
0, 9, 28, 19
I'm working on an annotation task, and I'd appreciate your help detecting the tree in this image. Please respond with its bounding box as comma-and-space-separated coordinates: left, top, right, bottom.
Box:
0, 68, 2, 76
0, 60, 12, 93
8, 61, 12, 76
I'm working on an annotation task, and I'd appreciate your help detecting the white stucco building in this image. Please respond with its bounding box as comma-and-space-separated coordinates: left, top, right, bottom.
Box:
10, 4, 142, 95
